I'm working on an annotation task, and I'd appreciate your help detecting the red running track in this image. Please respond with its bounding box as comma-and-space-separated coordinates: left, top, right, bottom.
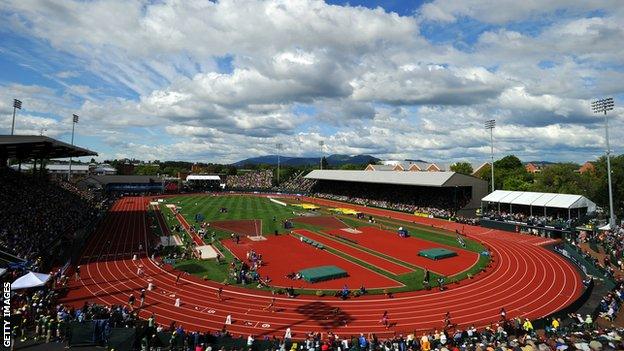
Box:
292, 229, 413, 275
223, 235, 403, 289
174, 211, 205, 246
324, 226, 479, 276
62, 196, 583, 339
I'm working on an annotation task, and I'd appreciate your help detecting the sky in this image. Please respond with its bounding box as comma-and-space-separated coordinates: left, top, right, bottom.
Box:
0, 0, 623, 164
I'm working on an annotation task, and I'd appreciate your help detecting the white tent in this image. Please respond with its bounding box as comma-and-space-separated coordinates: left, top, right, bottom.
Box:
11, 272, 50, 290
482, 190, 597, 218
599, 223, 613, 231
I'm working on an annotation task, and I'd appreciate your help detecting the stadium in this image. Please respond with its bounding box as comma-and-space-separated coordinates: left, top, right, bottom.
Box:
1, 132, 622, 351
1, 2, 624, 351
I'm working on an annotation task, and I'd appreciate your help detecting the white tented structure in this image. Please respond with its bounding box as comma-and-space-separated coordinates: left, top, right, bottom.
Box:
481, 190, 596, 219
185, 174, 222, 190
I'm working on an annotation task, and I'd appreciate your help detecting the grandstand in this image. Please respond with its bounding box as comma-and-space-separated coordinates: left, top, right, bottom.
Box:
305, 169, 488, 216
76, 175, 164, 194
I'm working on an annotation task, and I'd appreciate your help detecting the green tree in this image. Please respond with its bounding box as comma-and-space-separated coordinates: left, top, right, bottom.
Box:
450, 162, 473, 175
503, 175, 531, 191
134, 164, 160, 175
475, 155, 532, 191
474, 163, 491, 182
591, 154, 624, 217
530, 163, 584, 194
340, 163, 365, 170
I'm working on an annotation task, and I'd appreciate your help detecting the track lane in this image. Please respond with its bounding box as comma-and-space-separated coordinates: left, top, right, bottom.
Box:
61, 196, 583, 338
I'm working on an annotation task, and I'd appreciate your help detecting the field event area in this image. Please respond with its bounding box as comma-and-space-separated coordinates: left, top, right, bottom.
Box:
156, 194, 489, 293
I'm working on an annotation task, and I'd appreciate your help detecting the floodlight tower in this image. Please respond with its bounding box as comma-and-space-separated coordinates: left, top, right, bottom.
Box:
11, 99, 22, 135
276, 143, 283, 184
68, 114, 79, 180
485, 119, 496, 193
592, 97, 616, 229
319, 140, 325, 170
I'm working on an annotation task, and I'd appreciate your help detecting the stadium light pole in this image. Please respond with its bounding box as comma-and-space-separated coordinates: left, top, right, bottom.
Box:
276, 143, 283, 184
592, 97, 616, 229
11, 99, 22, 135
485, 119, 496, 193
319, 140, 324, 170
68, 114, 79, 181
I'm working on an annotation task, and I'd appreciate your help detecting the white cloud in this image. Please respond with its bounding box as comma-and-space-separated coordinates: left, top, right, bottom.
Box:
420, 0, 621, 24
0, 0, 623, 164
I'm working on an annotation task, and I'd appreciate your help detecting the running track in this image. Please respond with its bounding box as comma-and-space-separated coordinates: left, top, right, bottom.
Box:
62, 195, 583, 339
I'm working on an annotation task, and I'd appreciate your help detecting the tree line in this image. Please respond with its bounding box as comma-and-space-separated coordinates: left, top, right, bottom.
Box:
451, 154, 623, 216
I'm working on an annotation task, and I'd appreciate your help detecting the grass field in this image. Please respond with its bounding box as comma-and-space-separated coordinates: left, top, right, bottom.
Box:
156, 194, 490, 294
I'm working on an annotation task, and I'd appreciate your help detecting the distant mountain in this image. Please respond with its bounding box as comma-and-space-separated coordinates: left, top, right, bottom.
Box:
233, 154, 380, 167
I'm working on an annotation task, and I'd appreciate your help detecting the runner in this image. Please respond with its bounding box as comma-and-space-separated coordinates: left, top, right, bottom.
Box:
140, 289, 146, 307
263, 297, 276, 312
380, 311, 389, 329
444, 311, 452, 329
217, 287, 223, 301
128, 294, 136, 308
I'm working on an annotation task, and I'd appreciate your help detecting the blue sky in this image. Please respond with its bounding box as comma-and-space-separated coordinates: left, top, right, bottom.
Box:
0, 0, 623, 164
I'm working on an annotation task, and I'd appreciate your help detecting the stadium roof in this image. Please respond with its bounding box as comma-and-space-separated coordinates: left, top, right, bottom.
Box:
12, 163, 90, 172
0, 135, 97, 160
186, 175, 221, 181
305, 170, 478, 187
482, 190, 596, 210
83, 175, 163, 185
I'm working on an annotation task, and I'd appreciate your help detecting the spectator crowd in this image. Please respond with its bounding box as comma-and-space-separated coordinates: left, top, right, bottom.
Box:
226, 170, 273, 190
483, 210, 576, 228
0, 168, 101, 266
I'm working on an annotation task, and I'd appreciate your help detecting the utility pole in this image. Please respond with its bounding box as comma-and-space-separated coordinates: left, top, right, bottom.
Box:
276, 143, 283, 184
319, 140, 324, 170
485, 119, 496, 193
11, 99, 22, 135
68, 114, 79, 181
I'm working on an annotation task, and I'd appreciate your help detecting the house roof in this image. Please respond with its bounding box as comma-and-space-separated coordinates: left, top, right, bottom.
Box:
305, 170, 482, 187
366, 164, 396, 171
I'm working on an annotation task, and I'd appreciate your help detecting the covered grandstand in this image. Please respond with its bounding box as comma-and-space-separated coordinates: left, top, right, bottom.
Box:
481, 190, 597, 219
77, 175, 164, 194
305, 170, 488, 216
0, 135, 97, 168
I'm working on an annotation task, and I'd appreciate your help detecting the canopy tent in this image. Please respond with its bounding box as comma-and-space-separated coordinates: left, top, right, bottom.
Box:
11, 271, 50, 290
481, 190, 597, 219
186, 175, 221, 181
599, 223, 613, 231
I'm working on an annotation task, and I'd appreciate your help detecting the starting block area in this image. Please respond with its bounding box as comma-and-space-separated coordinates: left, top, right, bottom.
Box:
418, 248, 458, 260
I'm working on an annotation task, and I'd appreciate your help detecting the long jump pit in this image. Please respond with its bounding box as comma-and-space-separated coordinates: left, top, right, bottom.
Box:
196, 245, 219, 259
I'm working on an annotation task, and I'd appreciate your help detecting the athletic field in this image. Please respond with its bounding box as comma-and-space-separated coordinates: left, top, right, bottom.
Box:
159, 194, 490, 293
